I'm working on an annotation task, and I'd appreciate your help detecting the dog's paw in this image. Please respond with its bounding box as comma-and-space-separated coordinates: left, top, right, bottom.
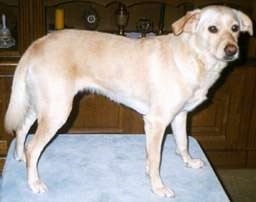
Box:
186, 158, 204, 169
152, 185, 175, 198
29, 180, 48, 194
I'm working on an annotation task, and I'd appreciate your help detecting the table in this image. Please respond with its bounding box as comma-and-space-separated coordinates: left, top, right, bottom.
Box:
1, 134, 230, 202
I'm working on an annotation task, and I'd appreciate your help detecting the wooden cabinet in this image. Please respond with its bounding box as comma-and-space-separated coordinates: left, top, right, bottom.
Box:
1, 0, 256, 171
190, 64, 256, 167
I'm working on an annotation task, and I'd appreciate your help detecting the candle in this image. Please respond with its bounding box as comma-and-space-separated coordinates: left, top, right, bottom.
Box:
55, 9, 64, 30
158, 3, 166, 34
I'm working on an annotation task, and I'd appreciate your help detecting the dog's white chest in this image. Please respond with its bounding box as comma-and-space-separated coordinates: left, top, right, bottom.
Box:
183, 88, 207, 111
183, 65, 223, 111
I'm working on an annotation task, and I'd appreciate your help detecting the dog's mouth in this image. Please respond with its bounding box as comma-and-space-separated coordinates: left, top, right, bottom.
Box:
222, 44, 239, 62
222, 54, 238, 62
214, 53, 238, 62
211, 43, 239, 62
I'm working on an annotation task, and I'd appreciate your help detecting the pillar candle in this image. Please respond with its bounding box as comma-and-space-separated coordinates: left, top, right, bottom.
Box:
55, 9, 64, 30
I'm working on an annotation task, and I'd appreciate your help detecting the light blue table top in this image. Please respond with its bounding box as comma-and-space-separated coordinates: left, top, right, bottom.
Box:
1, 134, 230, 202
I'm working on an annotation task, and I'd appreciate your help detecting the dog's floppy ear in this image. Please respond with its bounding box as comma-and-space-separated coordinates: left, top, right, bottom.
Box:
233, 9, 253, 36
172, 9, 201, 35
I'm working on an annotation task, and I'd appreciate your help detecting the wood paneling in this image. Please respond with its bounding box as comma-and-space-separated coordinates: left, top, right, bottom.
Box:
66, 94, 123, 133
0, 73, 13, 139
190, 65, 256, 151
247, 151, 256, 168
0, 66, 14, 172
248, 76, 256, 149
61, 94, 145, 133
206, 151, 247, 168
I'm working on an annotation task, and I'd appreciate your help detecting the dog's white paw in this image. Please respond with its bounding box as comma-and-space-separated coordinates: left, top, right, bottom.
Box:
152, 185, 175, 198
29, 180, 48, 194
186, 158, 204, 169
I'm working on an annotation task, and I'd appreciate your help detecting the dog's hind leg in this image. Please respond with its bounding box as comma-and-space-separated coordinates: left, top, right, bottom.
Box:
144, 114, 175, 198
25, 98, 73, 193
171, 111, 204, 168
15, 109, 36, 162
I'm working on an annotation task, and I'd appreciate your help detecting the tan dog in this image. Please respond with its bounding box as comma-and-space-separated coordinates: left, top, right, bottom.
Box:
5, 5, 252, 197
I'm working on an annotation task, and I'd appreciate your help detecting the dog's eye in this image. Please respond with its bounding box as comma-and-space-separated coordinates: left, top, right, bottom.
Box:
231, 24, 240, 32
208, 26, 218, 33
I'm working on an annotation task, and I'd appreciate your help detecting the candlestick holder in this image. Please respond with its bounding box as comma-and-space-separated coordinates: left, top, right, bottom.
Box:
115, 3, 129, 35
0, 14, 15, 48
136, 18, 153, 38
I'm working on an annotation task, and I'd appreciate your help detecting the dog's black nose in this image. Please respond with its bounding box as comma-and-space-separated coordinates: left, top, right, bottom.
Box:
224, 44, 237, 57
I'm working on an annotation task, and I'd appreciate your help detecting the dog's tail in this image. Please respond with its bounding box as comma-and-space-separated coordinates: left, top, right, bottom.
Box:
4, 59, 30, 135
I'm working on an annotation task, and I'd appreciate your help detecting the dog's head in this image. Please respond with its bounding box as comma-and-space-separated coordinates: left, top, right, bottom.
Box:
172, 6, 253, 62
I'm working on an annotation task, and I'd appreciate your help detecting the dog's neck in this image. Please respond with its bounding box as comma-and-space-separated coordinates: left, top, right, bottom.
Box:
170, 33, 229, 90
180, 33, 227, 71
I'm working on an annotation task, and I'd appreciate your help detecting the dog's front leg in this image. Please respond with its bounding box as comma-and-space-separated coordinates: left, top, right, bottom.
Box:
144, 115, 175, 198
171, 111, 204, 168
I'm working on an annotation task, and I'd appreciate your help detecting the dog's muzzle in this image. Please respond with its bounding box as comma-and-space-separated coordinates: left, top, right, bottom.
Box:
224, 44, 238, 60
